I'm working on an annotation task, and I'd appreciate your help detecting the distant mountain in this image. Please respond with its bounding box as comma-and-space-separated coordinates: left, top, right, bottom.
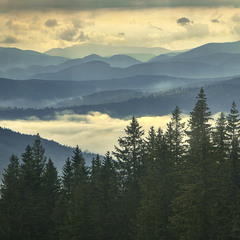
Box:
0, 47, 68, 71
0, 127, 96, 176
0, 76, 239, 119
148, 51, 186, 62
33, 61, 122, 81
1, 54, 141, 80
54, 76, 240, 118
0, 75, 203, 108
44, 43, 170, 59
175, 40, 240, 59
57, 54, 141, 69
32, 60, 234, 81
54, 89, 145, 107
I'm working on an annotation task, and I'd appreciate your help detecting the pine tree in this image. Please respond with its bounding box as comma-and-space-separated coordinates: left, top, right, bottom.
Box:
113, 116, 145, 240
42, 158, 60, 240
32, 133, 46, 178
0, 155, 21, 240
62, 157, 74, 201
90, 155, 103, 240
227, 102, 240, 189
226, 102, 240, 239
171, 88, 220, 240
19, 136, 47, 240
213, 112, 228, 160
72, 145, 88, 187
136, 129, 176, 240
61, 147, 91, 240
100, 152, 119, 240
165, 106, 185, 165
114, 116, 145, 182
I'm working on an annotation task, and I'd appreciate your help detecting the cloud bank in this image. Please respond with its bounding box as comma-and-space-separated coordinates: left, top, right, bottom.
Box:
0, 111, 189, 155
1, 0, 240, 12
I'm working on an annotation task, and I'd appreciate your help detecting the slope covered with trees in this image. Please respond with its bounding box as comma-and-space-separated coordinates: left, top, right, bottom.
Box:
1, 88, 240, 240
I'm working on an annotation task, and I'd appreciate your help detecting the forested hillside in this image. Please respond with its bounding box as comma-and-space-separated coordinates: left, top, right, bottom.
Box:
0, 128, 95, 175
1, 88, 240, 240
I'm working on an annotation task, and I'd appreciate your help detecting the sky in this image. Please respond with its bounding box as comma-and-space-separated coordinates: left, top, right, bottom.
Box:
1, 0, 240, 52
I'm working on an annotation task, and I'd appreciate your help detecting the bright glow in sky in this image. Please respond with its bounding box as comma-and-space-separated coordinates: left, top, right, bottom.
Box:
1, 6, 240, 52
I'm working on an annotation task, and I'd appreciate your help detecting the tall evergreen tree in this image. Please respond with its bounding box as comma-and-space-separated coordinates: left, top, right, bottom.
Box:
171, 88, 221, 240
213, 112, 228, 160
136, 129, 176, 240
0, 155, 21, 240
114, 116, 145, 181
61, 147, 91, 240
72, 145, 88, 187
101, 152, 119, 240
227, 102, 240, 188
90, 155, 103, 240
165, 106, 185, 165
113, 116, 145, 240
32, 133, 46, 178
226, 102, 240, 239
19, 136, 47, 240
62, 157, 74, 201
42, 158, 60, 240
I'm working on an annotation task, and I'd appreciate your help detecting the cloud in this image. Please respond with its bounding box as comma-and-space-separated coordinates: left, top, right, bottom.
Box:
76, 31, 90, 42
0, 111, 188, 154
233, 25, 240, 35
71, 19, 84, 29
118, 32, 125, 36
149, 24, 163, 31
177, 17, 191, 26
1, 0, 240, 12
59, 28, 78, 41
1, 36, 19, 43
211, 19, 219, 23
232, 14, 240, 22
45, 19, 58, 28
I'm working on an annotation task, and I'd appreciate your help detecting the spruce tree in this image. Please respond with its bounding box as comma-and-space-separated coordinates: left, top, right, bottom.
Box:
165, 106, 185, 165
90, 155, 103, 240
72, 145, 88, 187
113, 116, 145, 240
136, 129, 176, 240
62, 157, 74, 201
226, 102, 240, 239
61, 147, 91, 240
171, 88, 219, 240
42, 158, 60, 240
0, 155, 21, 240
19, 136, 47, 240
101, 152, 119, 240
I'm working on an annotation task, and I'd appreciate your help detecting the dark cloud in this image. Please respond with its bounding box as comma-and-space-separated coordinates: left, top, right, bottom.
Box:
76, 31, 90, 42
45, 19, 58, 28
118, 32, 125, 36
177, 17, 191, 26
211, 19, 219, 23
1, 36, 19, 43
71, 19, 84, 29
149, 23, 163, 30
1, 0, 240, 12
59, 28, 78, 41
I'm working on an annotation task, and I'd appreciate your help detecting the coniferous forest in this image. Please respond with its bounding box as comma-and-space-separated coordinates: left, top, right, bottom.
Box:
1, 88, 240, 240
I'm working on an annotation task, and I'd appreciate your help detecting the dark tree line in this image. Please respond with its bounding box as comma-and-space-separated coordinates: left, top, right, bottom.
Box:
1, 88, 240, 240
